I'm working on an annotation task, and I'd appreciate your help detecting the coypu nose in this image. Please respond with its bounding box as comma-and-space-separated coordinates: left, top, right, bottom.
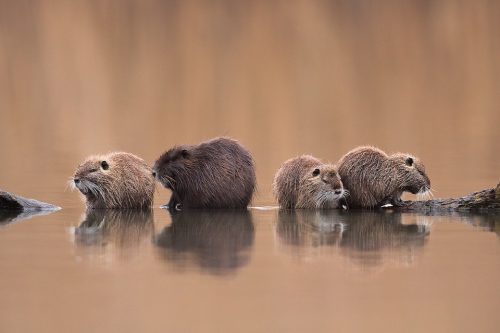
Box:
334, 189, 342, 195
74, 178, 80, 184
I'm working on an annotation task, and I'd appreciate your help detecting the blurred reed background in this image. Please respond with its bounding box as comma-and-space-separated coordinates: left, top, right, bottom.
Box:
0, 0, 498, 207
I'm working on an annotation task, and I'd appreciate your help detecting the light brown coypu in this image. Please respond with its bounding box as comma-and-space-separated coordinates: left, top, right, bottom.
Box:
152, 137, 256, 210
273, 155, 346, 209
337, 146, 431, 208
72, 152, 155, 209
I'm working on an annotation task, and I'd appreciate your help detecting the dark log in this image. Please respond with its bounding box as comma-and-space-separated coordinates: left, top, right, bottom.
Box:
0, 190, 60, 225
0, 190, 60, 211
397, 182, 500, 213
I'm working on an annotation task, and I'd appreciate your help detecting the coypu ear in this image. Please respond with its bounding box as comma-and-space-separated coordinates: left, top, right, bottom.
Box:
181, 149, 189, 158
312, 168, 320, 176
405, 157, 414, 166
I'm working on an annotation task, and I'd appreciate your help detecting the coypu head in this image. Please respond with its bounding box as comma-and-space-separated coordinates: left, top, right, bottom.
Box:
388, 153, 431, 195
151, 145, 193, 191
72, 152, 155, 209
296, 164, 346, 209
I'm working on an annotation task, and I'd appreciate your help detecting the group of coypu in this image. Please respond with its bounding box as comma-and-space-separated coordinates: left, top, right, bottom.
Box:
72, 137, 431, 210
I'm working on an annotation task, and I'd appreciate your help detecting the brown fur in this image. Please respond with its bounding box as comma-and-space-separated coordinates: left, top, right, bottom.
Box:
273, 155, 345, 209
337, 146, 431, 208
152, 137, 256, 209
72, 152, 155, 209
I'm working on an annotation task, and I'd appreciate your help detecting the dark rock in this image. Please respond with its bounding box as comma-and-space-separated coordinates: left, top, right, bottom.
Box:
0, 190, 60, 225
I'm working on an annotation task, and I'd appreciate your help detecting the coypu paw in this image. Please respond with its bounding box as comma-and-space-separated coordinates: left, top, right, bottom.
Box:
390, 198, 405, 207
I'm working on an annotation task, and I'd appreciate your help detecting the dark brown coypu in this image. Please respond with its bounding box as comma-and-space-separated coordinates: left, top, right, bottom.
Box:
72, 152, 155, 209
152, 137, 256, 210
273, 155, 346, 209
337, 146, 431, 208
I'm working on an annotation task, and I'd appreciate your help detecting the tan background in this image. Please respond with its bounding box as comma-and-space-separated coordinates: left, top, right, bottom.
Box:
0, 2, 499, 333
0, 0, 498, 207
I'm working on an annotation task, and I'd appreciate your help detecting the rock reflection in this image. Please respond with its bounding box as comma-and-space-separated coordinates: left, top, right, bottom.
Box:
0, 209, 57, 226
74, 209, 154, 259
155, 210, 254, 275
276, 210, 429, 269
276, 210, 346, 248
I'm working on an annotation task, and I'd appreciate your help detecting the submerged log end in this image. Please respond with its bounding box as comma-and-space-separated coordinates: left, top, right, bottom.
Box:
0, 190, 60, 212
398, 182, 500, 213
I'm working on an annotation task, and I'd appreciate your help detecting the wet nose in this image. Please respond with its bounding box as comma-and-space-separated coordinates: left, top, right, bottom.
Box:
74, 178, 80, 184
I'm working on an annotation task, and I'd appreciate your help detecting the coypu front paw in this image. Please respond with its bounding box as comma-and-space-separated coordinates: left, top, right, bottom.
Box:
390, 198, 404, 207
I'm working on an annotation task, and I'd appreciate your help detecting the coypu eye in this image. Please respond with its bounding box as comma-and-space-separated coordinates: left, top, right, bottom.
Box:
181, 149, 189, 158
405, 157, 414, 166
101, 160, 109, 170
312, 168, 320, 176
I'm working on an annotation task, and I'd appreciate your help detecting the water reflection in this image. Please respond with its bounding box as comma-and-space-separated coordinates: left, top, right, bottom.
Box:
0, 209, 56, 227
74, 209, 154, 258
155, 210, 254, 275
422, 212, 500, 238
276, 210, 429, 269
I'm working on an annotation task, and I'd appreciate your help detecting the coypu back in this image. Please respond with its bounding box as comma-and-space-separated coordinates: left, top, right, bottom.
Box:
72, 152, 155, 209
153, 137, 256, 209
337, 146, 431, 208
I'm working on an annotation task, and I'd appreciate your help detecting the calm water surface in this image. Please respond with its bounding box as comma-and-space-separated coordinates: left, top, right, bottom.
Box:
0, 206, 499, 332
1, 1, 499, 332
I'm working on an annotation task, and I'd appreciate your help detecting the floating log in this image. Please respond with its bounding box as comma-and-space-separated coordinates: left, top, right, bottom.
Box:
0, 190, 60, 211
397, 182, 500, 213
0, 190, 60, 225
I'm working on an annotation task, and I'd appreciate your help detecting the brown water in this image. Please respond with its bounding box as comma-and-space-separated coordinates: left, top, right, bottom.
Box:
0, 1, 499, 332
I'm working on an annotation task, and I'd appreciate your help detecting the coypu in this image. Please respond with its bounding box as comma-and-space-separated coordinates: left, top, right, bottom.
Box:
152, 137, 256, 209
273, 155, 346, 209
337, 146, 431, 208
72, 152, 155, 209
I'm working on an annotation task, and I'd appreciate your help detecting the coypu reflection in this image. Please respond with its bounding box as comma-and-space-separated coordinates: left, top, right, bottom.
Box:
155, 210, 254, 275
276, 210, 429, 267
276, 210, 346, 247
75, 209, 153, 249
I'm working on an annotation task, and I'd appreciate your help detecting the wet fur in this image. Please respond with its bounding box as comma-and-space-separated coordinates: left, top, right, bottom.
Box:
337, 146, 431, 208
273, 155, 345, 209
153, 137, 256, 209
72, 152, 155, 209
